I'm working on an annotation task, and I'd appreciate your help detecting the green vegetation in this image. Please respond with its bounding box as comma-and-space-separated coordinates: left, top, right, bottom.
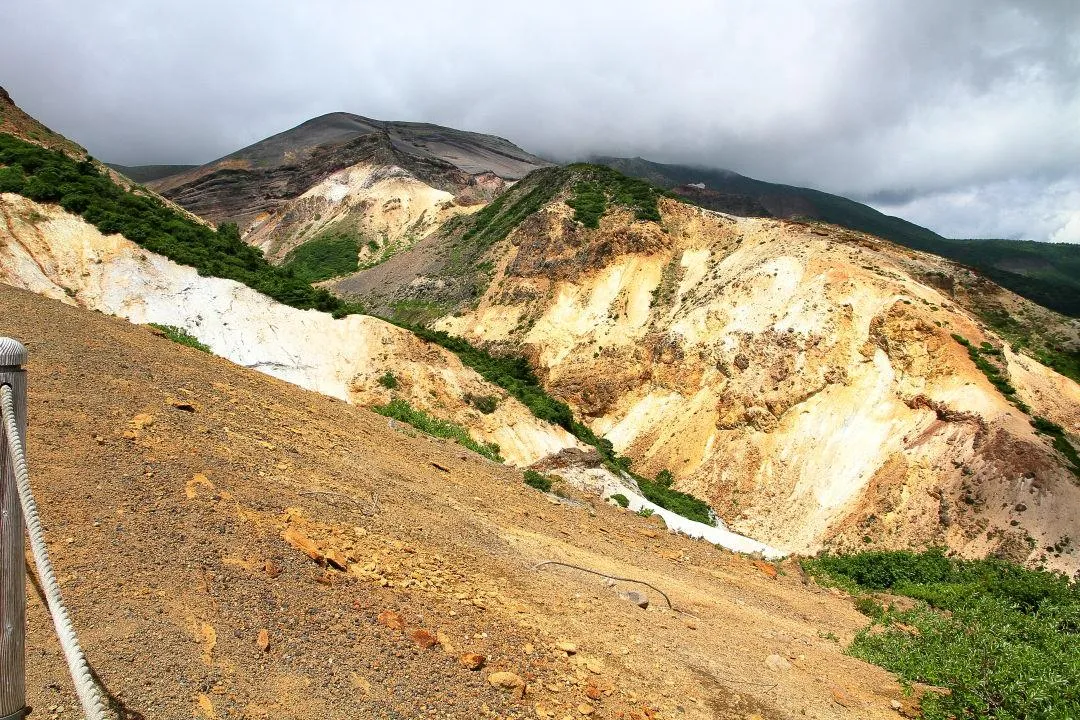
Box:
975, 307, 1080, 386
446, 166, 565, 273
389, 299, 451, 327
610, 493, 629, 508
952, 334, 1028, 411
635, 476, 713, 525
522, 469, 553, 493
464, 392, 499, 414
804, 549, 1080, 720
565, 164, 662, 228
636, 507, 655, 518
373, 398, 501, 462
0, 133, 353, 314
1031, 417, 1080, 479
280, 229, 359, 283
377, 371, 398, 390
149, 323, 211, 353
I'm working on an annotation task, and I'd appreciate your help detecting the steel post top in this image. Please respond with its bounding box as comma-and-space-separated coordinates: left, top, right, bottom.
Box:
0, 338, 27, 367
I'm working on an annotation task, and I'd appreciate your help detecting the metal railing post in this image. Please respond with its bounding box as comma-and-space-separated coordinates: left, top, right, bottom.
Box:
0, 337, 27, 719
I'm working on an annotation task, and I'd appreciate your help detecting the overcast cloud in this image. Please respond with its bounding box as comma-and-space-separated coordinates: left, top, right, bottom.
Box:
1, 0, 1078, 241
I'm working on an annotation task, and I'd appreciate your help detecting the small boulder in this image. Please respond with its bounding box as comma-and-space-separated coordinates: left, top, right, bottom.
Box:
459, 653, 486, 670
376, 610, 405, 631
555, 640, 578, 654
764, 654, 791, 671
411, 629, 438, 649
487, 670, 523, 689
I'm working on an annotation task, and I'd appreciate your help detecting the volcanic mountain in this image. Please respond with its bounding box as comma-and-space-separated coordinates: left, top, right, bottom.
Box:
145, 113, 550, 265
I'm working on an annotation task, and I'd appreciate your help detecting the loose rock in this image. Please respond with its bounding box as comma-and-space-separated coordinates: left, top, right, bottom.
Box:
487, 671, 523, 689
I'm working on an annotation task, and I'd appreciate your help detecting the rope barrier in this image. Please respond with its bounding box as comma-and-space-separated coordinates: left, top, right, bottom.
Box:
1, 384, 109, 720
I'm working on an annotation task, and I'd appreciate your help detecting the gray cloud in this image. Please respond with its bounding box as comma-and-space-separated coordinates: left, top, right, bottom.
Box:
1, 0, 1078, 241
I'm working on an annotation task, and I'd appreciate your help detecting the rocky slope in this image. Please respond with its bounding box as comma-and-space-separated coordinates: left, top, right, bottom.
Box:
149, 113, 549, 264
2, 281, 925, 719
334, 169, 1080, 572
0, 191, 579, 467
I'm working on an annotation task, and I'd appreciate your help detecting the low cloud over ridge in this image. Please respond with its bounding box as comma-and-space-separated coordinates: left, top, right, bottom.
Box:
1, 0, 1077, 241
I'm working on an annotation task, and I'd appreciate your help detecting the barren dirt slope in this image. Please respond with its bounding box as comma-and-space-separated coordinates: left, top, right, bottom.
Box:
3, 283, 916, 720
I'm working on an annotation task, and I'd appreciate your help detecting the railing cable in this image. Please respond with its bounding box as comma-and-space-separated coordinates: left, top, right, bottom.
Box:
1, 384, 109, 720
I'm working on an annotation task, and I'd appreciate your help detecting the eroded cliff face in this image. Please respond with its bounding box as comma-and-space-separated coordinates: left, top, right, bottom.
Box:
243, 159, 489, 263
434, 199, 1080, 570
0, 193, 581, 466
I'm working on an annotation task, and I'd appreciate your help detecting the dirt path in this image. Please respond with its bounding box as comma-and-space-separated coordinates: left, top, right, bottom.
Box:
1, 283, 913, 719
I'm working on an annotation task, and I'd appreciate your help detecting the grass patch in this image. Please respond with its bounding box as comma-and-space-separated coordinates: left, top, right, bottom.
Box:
389, 299, 450, 327
149, 323, 211, 353
373, 398, 501, 462
803, 549, 1080, 720
952, 334, 1028, 411
281, 230, 359, 283
522, 469, 553, 493
377, 371, 398, 390
610, 493, 629, 508
0, 133, 353, 315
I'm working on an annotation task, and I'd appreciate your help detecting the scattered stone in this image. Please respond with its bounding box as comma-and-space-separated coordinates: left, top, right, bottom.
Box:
636, 528, 658, 539
130, 413, 155, 430
411, 629, 438, 649
459, 653, 486, 671
256, 629, 270, 652
431, 462, 451, 473
577, 703, 595, 716
830, 686, 853, 707
890, 699, 902, 711
376, 610, 405, 631
323, 548, 348, 571
753, 560, 778, 579
585, 685, 602, 701
282, 527, 324, 564
764, 654, 791, 671
263, 559, 282, 579
487, 671, 524, 690
166, 396, 197, 412
584, 657, 605, 674
555, 641, 578, 654
436, 629, 456, 654
619, 590, 649, 609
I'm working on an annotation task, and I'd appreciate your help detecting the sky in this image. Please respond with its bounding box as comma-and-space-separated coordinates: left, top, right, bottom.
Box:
2, 0, 1078, 242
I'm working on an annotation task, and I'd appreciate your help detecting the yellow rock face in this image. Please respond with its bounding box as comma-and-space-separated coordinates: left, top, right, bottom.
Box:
437, 199, 1080, 569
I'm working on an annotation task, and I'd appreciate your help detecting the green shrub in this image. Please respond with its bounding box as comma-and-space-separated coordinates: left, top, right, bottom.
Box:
280, 230, 359, 283
635, 477, 713, 525
636, 507, 655, 518
465, 393, 499, 414
377, 371, 398, 390
149, 323, 211, 353
610, 493, 629, 508
654, 469, 674, 488
373, 398, 501, 462
804, 549, 1080, 720
522, 469, 552, 492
